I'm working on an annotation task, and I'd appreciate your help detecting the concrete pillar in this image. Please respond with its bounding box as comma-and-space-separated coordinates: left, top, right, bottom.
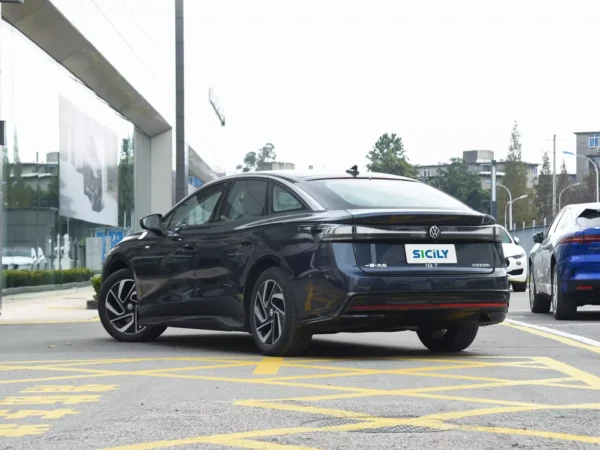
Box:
133, 128, 174, 231
175, 0, 187, 203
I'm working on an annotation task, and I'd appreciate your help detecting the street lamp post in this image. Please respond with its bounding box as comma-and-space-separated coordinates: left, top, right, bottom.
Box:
563, 151, 599, 202
486, 181, 512, 229
508, 195, 528, 229
558, 182, 582, 210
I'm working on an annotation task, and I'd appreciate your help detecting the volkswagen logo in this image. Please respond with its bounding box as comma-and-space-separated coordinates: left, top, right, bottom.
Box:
428, 226, 441, 239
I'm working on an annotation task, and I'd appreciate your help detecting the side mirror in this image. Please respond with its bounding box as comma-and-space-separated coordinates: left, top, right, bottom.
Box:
532, 231, 544, 244
513, 236, 520, 245
140, 214, 165, 236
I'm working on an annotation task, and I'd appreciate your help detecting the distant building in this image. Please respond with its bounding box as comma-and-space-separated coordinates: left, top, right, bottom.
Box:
574, 131, 600, 182
416, 150, 539, 189
260, 161, 296, 171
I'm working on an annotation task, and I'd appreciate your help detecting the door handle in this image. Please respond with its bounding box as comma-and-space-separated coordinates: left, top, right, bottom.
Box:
238, 242, 252, 248
182, 243, 195, 251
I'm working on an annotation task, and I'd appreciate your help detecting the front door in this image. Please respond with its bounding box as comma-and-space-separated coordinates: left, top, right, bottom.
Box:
194, 178, 269, 318
135, 182, 228, 321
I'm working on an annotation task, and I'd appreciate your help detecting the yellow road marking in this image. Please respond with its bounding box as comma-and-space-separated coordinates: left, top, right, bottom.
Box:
20, 384, 119, 393
502, 322, 600, 354
1, 354, 598, 447
103, 427, 319, 450
0, 395, 100, 405
253, 357, 285, 375
535, 356, 600, 388
0, 424, 50, 437
0, 408, 80, 419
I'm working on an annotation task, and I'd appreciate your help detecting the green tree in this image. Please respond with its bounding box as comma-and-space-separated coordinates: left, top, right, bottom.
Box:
237, 143, 277, 172
500, 121, 535, 228
118, 136, 134, 228
366, 133, 415, 177
535, 151, 552, 221
428, 158, 490, 213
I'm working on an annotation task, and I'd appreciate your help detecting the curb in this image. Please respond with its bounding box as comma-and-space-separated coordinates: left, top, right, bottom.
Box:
2, 281, 92, 296
87, 299, 98, 310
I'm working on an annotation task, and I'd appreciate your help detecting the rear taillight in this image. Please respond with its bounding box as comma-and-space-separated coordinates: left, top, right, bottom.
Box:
316, 224, 502, 242
317, 224, 425, 242
558, 234, 600, 245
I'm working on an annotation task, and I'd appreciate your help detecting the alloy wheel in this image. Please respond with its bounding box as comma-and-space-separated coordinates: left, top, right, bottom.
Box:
105, 279, 145, 335
552, 271, 558, 312
253, 279, 285, 345
529, 272, 534, 309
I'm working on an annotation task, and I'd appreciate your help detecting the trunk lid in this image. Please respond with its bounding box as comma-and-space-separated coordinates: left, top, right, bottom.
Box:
344, 209, 502, 276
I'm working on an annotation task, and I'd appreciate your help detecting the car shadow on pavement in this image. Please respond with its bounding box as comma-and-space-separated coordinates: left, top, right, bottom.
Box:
150, 332, 494, 358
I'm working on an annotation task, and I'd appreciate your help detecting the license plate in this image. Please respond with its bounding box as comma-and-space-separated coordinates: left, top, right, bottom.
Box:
405, 244, 458, 264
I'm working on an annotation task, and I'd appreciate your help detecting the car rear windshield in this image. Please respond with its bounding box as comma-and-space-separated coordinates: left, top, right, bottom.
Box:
577, 208, 600, 227
305, 178, 472, 210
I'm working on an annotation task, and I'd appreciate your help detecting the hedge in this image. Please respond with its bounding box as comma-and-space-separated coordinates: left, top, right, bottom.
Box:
4, 268, 93, 289
92, 275, 102, 298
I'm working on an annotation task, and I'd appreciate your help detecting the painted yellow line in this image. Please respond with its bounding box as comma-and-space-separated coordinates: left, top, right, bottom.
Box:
503, 322, 600, 354
458, 424, 600, 444
236, 398, 371, 419
253, 357, 285, 375
102, 427, 319, 450
534, 356, 600, 388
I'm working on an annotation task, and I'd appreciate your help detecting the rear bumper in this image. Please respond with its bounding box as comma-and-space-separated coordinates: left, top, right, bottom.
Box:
294, 286, 509, 334
558, 261, 600, 306
563, 280, 600, 306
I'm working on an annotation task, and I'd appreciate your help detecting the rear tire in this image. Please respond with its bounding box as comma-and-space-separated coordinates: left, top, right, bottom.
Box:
417, 326, 479, 352
552, 269, 576, 320
529, 267, 550, 313
249, 267, 312, 356
98, 268, 167, 342
512, 282, 527, 293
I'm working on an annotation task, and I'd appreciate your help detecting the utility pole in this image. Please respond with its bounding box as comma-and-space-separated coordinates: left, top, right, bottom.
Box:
552, 134, 557, 216
491, 159, 497, 218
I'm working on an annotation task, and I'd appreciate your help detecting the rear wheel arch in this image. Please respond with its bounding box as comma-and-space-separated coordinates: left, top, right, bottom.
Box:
243, 256, 290, 327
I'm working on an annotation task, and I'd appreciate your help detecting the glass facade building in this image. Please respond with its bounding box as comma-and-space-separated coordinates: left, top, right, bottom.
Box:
0, 1, 221, 306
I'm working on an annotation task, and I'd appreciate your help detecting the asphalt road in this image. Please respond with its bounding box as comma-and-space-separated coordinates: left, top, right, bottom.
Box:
1, 292, 599, 450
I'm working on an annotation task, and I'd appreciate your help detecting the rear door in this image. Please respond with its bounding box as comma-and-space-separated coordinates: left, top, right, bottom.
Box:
193, 178, 269, 318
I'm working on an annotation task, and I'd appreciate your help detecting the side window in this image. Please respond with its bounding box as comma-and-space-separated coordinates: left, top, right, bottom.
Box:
167, 184, 226, 228
560, 209, 572, 230
218, 180, 268, 222
548, 210, 565, 236
271, 183, 305, 213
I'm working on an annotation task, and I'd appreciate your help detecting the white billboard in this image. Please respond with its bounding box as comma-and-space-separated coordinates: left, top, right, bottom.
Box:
58, 95, 118, 226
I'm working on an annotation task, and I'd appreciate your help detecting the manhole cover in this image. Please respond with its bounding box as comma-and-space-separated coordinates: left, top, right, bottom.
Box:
303, 418, 365, 428
302, 418, 445, 433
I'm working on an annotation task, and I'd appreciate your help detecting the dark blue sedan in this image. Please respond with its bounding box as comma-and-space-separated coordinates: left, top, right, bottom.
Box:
529, 202, 600, 319
98, 170, 509, 356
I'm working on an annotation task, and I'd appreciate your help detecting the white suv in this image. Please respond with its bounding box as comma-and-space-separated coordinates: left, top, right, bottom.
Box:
499, 226, 527, 292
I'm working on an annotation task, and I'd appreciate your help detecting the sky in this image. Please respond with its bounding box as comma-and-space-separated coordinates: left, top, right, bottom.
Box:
184, 0, 600, 176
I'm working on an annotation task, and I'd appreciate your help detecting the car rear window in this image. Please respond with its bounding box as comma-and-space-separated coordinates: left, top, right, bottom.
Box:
577, 208, 600, 227
305, 178, 472, 210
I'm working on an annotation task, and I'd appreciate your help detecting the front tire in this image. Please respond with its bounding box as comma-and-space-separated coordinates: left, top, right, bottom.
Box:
417, 326, 479, 352
552, 269, 576, 320
249, 267, 312, 356
98, 268, 166, 342
529, 267, 550, 313
512, 282, 527, 293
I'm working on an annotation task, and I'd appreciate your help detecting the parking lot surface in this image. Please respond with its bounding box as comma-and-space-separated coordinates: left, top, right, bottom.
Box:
1, 292, 599, 450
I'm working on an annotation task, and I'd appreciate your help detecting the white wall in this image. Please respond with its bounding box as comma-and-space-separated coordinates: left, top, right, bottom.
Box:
50, 0, 175, 128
